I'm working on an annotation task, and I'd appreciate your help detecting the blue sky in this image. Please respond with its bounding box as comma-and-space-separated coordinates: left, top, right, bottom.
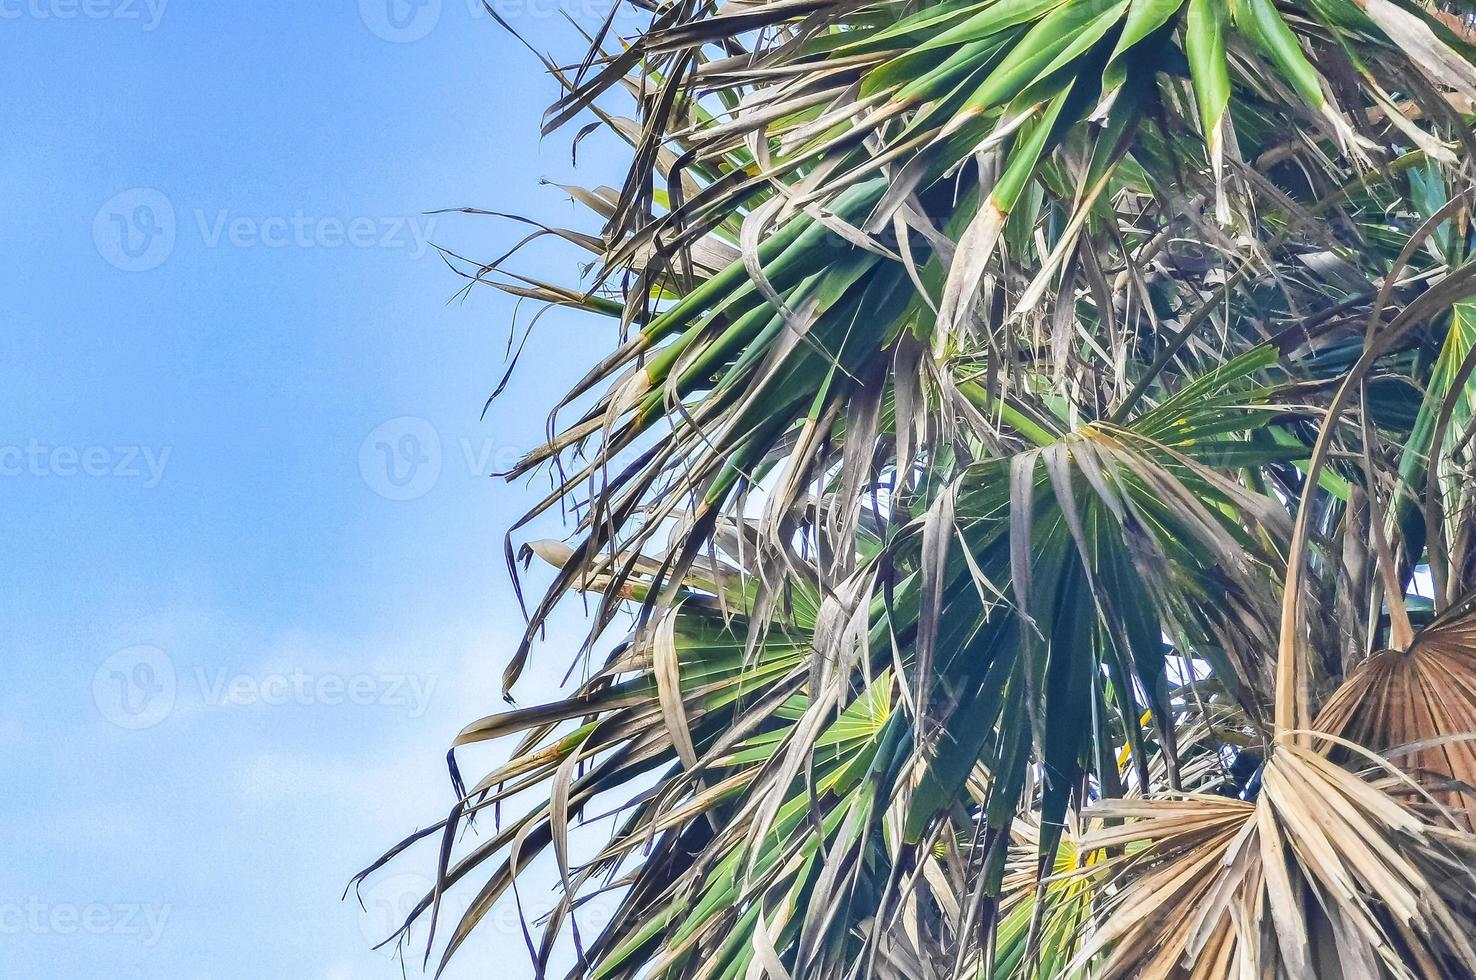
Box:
2, 2, 637, 976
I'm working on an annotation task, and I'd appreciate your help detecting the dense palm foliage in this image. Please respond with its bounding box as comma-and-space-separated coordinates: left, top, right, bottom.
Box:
360, 0, 1476, 975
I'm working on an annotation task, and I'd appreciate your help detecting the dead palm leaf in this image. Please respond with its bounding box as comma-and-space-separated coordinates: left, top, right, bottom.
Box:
1316, 601, 1476, 827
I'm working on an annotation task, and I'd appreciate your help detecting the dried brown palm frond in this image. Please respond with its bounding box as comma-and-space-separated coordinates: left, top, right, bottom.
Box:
1316, 601, 1476, 826
1073, 740, 1476, 979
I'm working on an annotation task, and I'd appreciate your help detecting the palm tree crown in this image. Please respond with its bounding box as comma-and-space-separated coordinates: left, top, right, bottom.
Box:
360, 1, 1476, 976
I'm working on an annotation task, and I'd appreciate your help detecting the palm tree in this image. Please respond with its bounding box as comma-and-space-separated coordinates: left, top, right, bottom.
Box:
359, 0, 1476, 975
